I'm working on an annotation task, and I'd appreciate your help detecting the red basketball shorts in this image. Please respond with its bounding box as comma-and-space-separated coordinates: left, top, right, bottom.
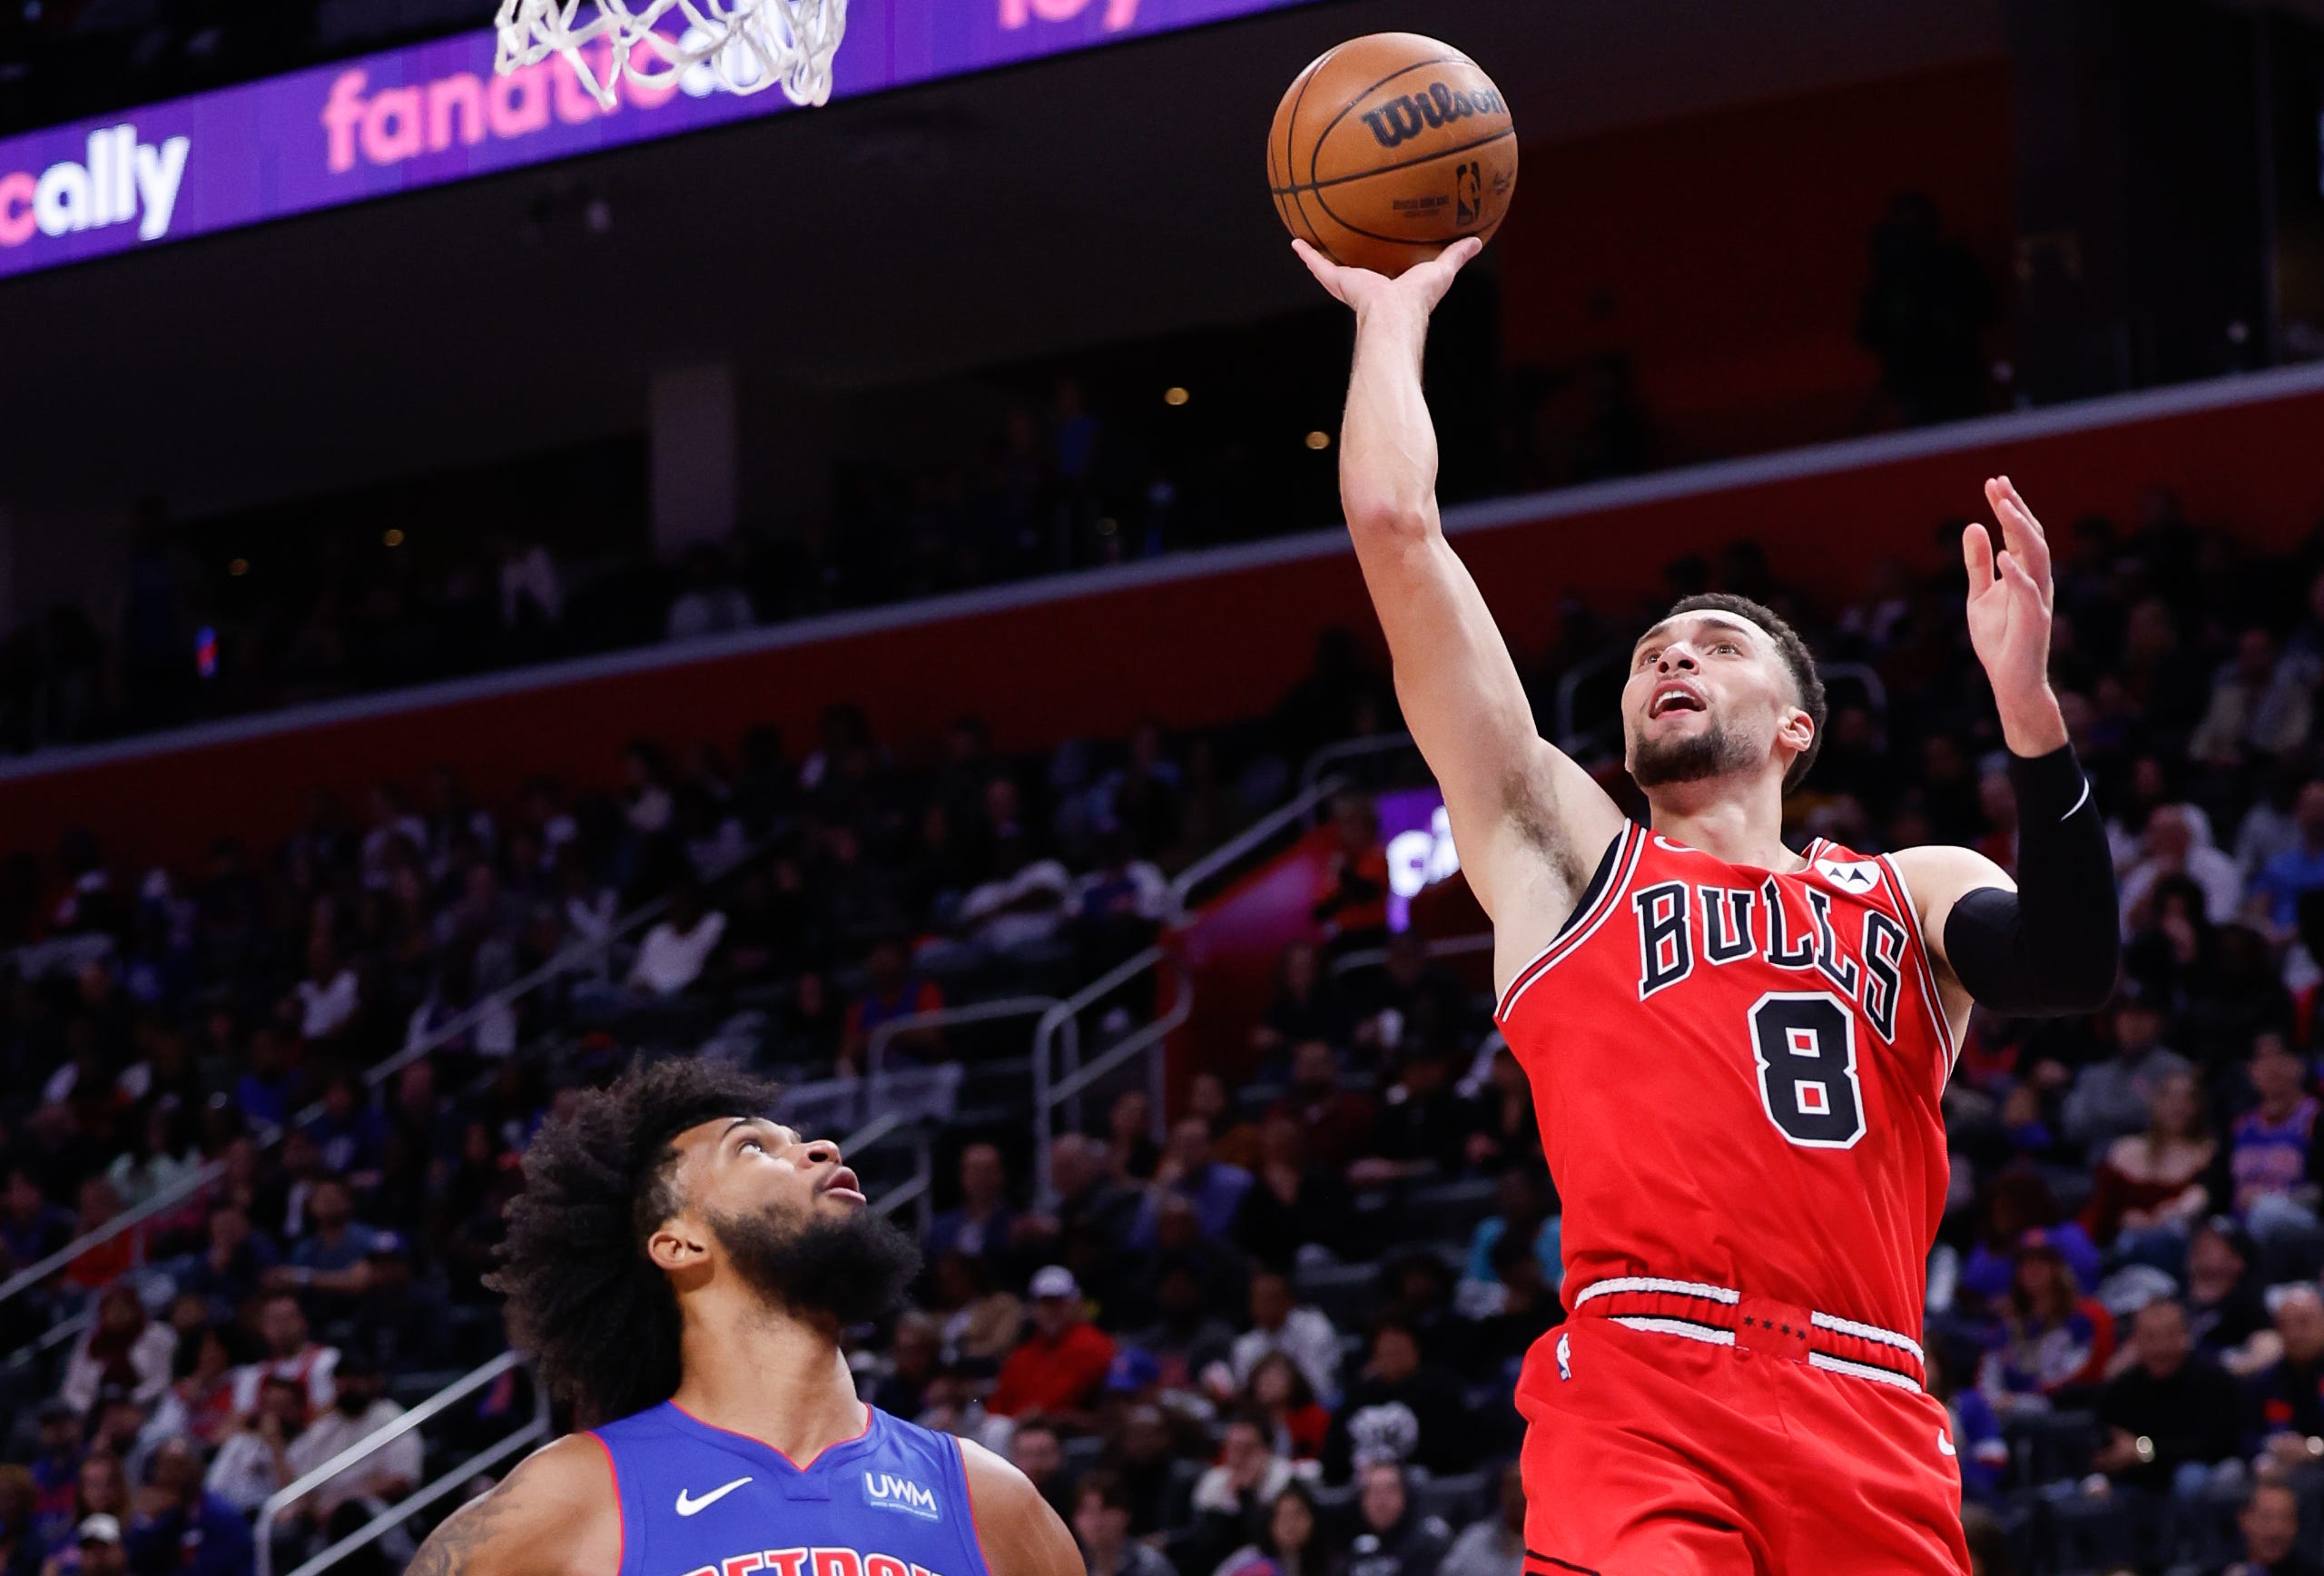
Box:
1514, 1295, 1971, 1575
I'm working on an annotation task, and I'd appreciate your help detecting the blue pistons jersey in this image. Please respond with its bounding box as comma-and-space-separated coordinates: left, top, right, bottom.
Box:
591, 1404, 996, 1576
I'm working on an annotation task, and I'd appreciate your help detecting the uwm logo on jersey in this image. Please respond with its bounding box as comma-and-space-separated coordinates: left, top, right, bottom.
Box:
862, 1473, 940, 1519
1630, 855, 1909, 1045
681, 1549, 943, 1576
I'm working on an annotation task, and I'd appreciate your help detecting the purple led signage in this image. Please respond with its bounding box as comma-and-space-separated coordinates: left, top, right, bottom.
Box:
0, 0, 1317, 281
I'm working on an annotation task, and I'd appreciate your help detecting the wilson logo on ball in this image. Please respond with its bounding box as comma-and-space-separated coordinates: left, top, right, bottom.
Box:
1359, 82, 1508, 151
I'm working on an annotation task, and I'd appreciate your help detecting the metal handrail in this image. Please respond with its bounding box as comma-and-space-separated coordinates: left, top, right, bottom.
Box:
281, 1416, 547, 1576
1167, 775, 1347, 920
865, 997, 1061, 1080
0, 1170, 226, 1309
840, 1110, 911, 1156
1035, 961, 1192, 1202
1031, 944, 1196, 1201
255, 1349, 546, 1576
1044, 964, 1192, 1111
1029, 945, 1164, 1199
1, 1308, 88, 1374
0, 839, 769, 1336
1298, 734, 1416, 806
873, 1140, 936, 1241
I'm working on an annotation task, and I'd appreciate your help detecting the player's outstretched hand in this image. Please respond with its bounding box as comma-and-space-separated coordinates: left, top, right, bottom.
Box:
1964, 475, 2067, 754
1294, 236, 1482, 320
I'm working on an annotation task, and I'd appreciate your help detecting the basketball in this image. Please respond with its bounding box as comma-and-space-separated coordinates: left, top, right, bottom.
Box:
1267, 33, 1518, 278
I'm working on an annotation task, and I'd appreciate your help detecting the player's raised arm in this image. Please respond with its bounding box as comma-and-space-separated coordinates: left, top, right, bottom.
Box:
406, 1436, 619, 1576
1295, 238, 1623, 930
1890, 477, 2120, 1022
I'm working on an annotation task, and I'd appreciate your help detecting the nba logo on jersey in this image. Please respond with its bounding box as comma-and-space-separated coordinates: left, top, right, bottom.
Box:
1555, 1331, 1571, 1382
1814, 858, 1880, 895
863, 1473, 942, 1521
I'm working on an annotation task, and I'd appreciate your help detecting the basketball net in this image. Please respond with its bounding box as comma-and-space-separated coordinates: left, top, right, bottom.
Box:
493, 0, 849, 111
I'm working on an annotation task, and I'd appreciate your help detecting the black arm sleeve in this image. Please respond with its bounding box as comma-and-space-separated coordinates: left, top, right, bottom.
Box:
1938, 743, 2121, 1016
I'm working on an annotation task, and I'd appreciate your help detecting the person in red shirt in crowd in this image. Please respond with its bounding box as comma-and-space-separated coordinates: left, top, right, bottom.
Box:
1246, 1351, 1331, 1461
63, 1180, 133, 1294
1310, 793, 1390, 957
987, 1266, 1116, 1429
838, 935, 944, 1075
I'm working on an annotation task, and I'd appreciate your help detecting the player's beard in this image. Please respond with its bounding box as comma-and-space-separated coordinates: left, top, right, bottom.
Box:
707, 1200, 923, 1329
1631, 714, 1760, 789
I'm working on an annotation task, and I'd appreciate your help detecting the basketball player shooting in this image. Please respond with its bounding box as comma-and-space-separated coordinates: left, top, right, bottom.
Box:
1295, 234, 2120, 1574
400, 1059, 1083, 1576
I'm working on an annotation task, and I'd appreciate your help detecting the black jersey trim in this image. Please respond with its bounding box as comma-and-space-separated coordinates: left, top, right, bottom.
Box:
1873, 853, 1960, 1080
1558, 827, 1629, 943
1494, 823, 1642, 1022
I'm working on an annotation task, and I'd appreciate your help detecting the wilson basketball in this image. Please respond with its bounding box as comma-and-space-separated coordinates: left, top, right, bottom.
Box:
1267, 33, 1518, 278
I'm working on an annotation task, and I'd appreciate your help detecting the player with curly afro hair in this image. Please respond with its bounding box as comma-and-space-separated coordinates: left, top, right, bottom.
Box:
404, 1056, 1078, 1576
487, 1056, 919, 1423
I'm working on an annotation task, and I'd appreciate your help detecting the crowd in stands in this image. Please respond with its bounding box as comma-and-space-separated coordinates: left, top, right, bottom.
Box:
0, 369, 1355, 757
0, 650, 1382, 1576
2, 202, 1983, 763
15, 482, 2324, 1576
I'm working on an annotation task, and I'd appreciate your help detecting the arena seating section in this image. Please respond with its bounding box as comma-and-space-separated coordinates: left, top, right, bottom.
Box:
13, 439, 2324, 1576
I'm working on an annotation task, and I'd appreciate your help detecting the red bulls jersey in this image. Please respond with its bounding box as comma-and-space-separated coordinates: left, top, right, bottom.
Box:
1495, 823, 1955, 1363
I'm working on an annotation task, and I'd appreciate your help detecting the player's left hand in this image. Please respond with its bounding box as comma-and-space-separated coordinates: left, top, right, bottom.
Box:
1965, 476, 2067, 754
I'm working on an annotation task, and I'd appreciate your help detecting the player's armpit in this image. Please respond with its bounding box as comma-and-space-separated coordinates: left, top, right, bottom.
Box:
957, 1438, 1083, 1576
409, 1435, 620, 1576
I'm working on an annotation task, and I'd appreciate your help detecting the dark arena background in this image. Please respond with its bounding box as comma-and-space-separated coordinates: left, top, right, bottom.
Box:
5, 0, 2324, 1572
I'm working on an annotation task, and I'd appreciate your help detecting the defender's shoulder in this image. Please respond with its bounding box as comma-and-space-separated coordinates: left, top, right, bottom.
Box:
410, 1434, 620, 1576
955, 1438, 1082, 1576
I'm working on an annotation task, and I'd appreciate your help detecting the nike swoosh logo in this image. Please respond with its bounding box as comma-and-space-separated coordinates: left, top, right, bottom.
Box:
675, 1477, 753, 1516
1937, 1430, 1956, 1457
2060, 777, 2091, 822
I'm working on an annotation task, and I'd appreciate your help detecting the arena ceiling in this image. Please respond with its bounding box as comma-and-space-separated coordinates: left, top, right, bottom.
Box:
3, 0, 2002, 515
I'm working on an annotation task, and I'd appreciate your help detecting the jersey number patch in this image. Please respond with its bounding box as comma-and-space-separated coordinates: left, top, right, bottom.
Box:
1748, 991, 1866, 1149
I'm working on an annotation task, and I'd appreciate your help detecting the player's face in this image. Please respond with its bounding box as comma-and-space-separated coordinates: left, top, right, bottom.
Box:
657, 1115, 920, 1327
1621, 615, 1803, 791
671, 1116, 865, 1227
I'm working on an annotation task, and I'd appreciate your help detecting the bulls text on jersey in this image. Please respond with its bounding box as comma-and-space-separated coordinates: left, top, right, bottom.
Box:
1630, 871, 1911, 1044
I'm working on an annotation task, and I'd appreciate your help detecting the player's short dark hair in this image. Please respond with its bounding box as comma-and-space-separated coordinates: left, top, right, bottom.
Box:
487, 1056, 781, 1425
1662, 593, 1827, 792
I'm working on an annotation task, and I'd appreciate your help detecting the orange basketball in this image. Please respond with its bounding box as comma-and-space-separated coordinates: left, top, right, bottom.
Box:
1266, 33, 1518, 278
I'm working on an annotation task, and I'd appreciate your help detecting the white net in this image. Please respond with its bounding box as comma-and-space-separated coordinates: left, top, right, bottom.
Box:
493, 0, 849, 111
